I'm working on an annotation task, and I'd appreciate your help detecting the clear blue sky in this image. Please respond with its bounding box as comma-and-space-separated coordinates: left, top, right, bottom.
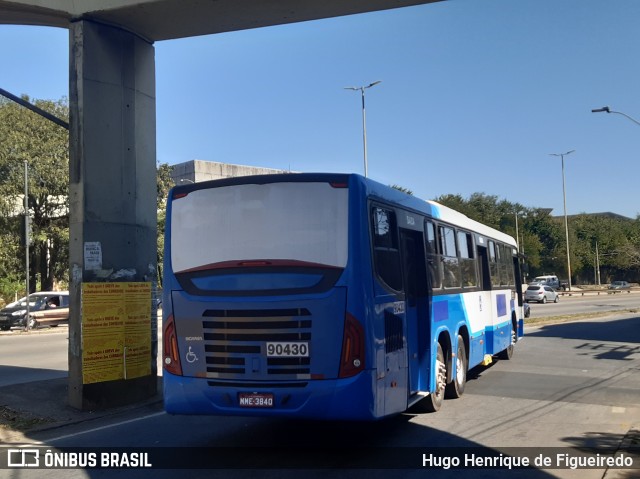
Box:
2, 0, 640, 218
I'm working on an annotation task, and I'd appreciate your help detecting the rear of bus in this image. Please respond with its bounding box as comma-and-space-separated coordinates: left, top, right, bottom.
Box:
162, 174, 376, 420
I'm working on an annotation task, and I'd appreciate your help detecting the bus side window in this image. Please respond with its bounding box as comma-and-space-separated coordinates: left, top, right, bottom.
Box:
400, 229, 428, 307
501, 244, 516, 287
458, 230, 477, 287
372, 207, 403, 292
492, 243, 513, 287
498, 244, 507, 286
439, 225, 460, 288
488, 240, 500, 288
425, 220, 441, 290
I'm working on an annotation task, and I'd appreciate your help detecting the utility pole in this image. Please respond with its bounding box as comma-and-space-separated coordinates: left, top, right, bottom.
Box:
24, 160, 30, 330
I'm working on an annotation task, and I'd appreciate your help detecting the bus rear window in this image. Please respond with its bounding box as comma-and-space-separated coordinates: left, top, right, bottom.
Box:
170, 181, 348, 293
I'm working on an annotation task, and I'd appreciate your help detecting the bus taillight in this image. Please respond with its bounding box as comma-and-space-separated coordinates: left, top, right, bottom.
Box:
163, 314, 183, 376
339, 312, 365, 378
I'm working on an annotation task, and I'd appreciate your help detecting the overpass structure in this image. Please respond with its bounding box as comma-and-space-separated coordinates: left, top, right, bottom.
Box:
0, 0, 442, 410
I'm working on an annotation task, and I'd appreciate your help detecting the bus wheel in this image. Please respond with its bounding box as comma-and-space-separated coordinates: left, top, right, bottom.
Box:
417, 342, 446, 413
445, 335, 467, 399
498, 324, 517, 360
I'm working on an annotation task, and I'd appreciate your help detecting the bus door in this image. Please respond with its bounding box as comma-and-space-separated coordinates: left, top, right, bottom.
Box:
473, 240, 494, 365
371, 205, 408, 415
399, 226, 430, 396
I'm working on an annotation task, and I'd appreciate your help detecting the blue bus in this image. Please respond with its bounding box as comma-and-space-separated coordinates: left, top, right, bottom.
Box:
162, 173, 524, 420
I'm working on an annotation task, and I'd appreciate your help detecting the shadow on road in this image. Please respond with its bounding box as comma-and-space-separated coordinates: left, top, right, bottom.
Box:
526, 316, 640, 362
527, 316, 640, 344
3, 317, 637, 478
0, 364, 67, 388
75, 414, 562, 478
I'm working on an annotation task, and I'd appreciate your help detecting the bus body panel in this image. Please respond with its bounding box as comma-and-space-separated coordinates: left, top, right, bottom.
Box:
163, 367, 379, 420
170, 287, 348, 382
371, 292, 411, 416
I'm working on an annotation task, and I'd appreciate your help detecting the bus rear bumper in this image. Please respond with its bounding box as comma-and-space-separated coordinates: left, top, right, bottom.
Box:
163, 370, 379, 421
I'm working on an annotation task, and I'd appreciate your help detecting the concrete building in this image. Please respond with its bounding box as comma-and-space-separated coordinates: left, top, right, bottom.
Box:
171, 160, 292, 185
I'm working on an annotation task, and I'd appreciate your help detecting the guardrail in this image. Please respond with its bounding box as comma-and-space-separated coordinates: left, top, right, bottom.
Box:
558, 288, 635, 297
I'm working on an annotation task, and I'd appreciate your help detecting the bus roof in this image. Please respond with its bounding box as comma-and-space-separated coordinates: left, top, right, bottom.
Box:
356, 175, 517, 248
170, 172, 517, 248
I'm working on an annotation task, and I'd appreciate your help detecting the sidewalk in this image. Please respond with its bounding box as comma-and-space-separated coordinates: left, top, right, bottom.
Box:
0, 375, 162, 444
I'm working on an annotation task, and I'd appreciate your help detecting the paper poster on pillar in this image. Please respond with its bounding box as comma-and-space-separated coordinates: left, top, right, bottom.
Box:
81, 282, 152, 384
83, 241, 103, 271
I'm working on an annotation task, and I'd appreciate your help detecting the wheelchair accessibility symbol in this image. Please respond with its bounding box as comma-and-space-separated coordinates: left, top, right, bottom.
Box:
185, 346, 198, 363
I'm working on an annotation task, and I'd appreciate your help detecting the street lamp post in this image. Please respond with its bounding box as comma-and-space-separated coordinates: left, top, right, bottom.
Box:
592, 106, 640, 127
549, 150, 575, 292
591, 105, 639, 287
514, 211, 519, 253
595, 241, 601, 286
24, 160, 30, 330
344, 81, 381, 177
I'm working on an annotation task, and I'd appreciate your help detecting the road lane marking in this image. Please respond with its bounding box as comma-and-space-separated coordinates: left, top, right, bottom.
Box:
25, 411, 166, 445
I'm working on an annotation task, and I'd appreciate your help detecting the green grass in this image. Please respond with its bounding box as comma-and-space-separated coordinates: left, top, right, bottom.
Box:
525, 308, 639, 326
0, 405, 53, 432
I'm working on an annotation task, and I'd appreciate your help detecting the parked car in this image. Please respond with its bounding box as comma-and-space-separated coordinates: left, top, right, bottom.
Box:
0, 291, 70, 330
608, 280, 630, 290
524, 284, 559, 304
530, 275, 568, 291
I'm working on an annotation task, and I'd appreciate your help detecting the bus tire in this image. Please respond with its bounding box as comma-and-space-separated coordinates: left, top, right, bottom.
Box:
445, 335, 467, 399
416, 342, 446, 413
498, 323, 517, 360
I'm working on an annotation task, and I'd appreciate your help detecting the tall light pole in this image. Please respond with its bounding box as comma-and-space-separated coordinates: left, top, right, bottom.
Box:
514, 211, 520, 253
592, 106, 640, 127
549, 150, 575, 291
514, 210, 524, 283
591, 106, 639, 287
344, 81, 381, 177
595, 241, 601, 286
24, 160, 30, 330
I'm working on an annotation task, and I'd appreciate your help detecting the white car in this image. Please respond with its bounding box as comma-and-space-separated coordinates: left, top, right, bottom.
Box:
524, 285, 559, 304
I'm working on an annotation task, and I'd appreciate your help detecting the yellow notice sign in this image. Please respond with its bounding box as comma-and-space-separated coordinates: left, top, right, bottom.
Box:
81, 282, 152, 384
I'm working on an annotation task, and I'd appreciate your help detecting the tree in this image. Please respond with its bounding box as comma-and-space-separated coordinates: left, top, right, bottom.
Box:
435, 193, 554, 280
435, 190, 640, 284
390, 184, 413, 195
156, 163, 175, 286
0, 92, 175, 304
2, 93, 639, 300
435, 194, 474, 218
0, 96, 69, 298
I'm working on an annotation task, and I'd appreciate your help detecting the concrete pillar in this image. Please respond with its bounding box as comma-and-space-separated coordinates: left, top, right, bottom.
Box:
68, 20, 158, 410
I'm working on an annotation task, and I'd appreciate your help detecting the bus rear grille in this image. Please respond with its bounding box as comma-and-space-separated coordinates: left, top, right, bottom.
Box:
202, 308, 312, 378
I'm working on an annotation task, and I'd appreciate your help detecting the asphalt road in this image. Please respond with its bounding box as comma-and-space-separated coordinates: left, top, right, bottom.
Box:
1, 292, 637, 386
526, 290, 639, 318
0, 328, 68, 387
1, 310, 638, 479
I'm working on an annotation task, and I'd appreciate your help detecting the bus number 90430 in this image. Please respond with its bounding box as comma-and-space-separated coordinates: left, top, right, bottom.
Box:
266, 342, 309, 357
